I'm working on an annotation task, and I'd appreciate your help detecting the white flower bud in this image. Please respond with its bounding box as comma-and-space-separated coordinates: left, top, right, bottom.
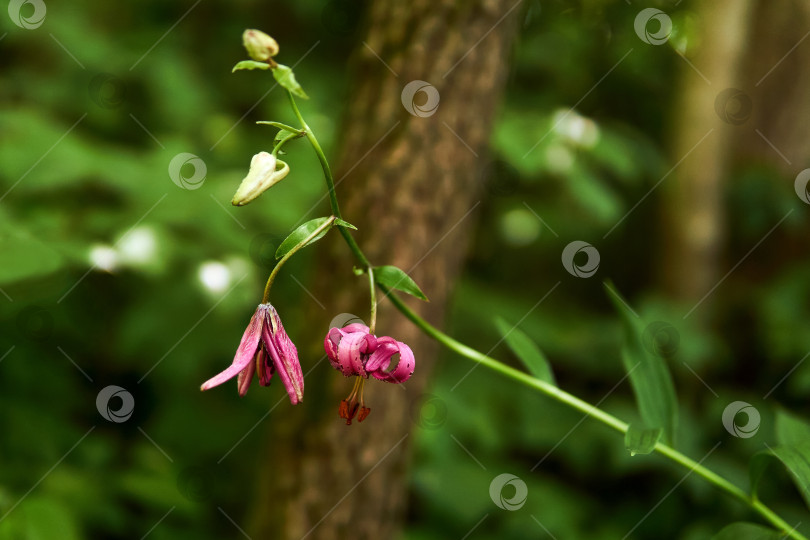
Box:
232, 152, 290, 206
242, 29, 279, 61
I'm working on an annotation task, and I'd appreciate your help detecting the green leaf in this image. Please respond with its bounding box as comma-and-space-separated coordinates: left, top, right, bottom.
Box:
776, 409, 810, 446
749, 442, 810, 509
374, 265, 428, 301
275, 217, 333, 259
256, 121, 301, 133
494, 317, 555, 385
232, 60, 271, 72
273, 64, 309, 99
624, 424, 662, 456
712, 522, 783, 540
0, 227, 64, 285
605, 282, 678, 445
334, 218, 357, 230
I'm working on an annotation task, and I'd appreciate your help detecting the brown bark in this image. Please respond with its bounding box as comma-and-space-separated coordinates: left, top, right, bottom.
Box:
659, 0, 754, 303
250, 1, 521, 539
738, 0, 810, 171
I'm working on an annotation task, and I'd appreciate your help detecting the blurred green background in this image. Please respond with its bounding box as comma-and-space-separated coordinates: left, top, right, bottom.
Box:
2, 1, 810, 538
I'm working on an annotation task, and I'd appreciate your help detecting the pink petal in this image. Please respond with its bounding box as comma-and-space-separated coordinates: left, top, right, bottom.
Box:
336, 332, 375, 377
200, 305, 266, 391
264, 307, 304, 404
257, 347, 274, 386
237, 361, 254, 396
367, 337, 415, 384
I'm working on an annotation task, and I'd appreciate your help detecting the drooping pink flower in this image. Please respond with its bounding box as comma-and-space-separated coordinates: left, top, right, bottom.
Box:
324, 323, 415, 424
201, 303, 303, 404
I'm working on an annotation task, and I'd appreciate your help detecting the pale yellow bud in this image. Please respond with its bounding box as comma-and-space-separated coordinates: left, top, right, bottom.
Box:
242, 29, 279, 61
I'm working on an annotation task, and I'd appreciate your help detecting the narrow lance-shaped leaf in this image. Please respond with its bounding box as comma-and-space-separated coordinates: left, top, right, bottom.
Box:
273, 64, 308, 99
275, 217, 333, 259
374, 265, 428, 301
494, 317, 555, 385
232, 60, 271, 72
749, 442, 810, 510
776, 409, 810, 446
604, 282, 678, 446
256, 121, 302, 134
711, 522, 784, 540
624, 423, 662, 456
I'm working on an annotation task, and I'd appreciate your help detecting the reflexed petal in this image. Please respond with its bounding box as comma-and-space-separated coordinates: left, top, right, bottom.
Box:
237, 361, 254, 396
367, 337, 415, 384
336, 332, 376, 377
200, 304, 267, 391
264, 306, 304, 404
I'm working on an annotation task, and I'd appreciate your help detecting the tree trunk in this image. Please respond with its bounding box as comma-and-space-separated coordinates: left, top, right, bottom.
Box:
658, 0, 754, 304
250, 1, 521, 538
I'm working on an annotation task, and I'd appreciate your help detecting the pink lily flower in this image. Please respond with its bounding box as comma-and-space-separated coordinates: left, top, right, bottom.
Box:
201, 303, 303, 404
324, 323, 415, 424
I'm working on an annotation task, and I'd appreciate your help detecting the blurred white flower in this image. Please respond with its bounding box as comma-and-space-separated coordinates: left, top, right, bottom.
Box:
198, 261, 232, 293
117, 226, 157, 266
89, 245, 118, 272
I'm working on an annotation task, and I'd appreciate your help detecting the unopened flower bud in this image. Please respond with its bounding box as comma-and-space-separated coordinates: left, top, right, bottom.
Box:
232, 152, 290, 206
242, 29, 279, 61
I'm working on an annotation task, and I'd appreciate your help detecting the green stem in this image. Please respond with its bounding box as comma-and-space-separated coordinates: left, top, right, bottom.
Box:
287, 91, 369, 268
261, 215, 336, 303
284, 91, 807, 540
368, 266, 377, 334
272, 131, 301, 156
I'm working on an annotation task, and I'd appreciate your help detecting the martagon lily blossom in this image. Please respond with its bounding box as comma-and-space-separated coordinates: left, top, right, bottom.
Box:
201, 303, 304, 404
325, 323, 415, 424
